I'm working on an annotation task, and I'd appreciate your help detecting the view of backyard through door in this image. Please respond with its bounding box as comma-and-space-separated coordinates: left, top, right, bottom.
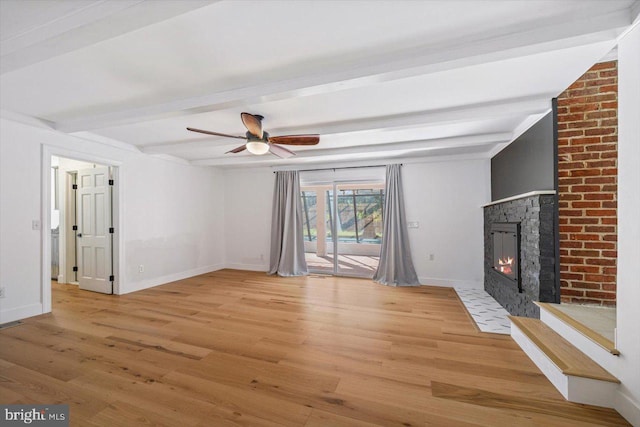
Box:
301, 182, 384, 278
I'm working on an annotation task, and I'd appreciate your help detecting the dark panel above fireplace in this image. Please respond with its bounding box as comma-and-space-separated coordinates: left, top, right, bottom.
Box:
491, 111, 555, 201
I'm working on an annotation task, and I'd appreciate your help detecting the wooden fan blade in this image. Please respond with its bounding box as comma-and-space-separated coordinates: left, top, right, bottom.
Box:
268, 135, 319, 145
187, 127, 246, 140
240, 113, 263, 139
226, 144, 247, 154
269, 143, 296, 159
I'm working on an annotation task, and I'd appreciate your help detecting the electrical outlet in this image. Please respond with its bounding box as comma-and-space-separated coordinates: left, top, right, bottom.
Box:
0, 287, 5, 298
138, 265, 144, 273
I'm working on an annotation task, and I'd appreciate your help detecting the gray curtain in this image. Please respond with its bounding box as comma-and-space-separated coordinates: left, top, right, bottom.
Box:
268, 171, 309, 276
373, 164, 420, 286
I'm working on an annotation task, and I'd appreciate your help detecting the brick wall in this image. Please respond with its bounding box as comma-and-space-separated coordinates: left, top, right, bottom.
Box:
557, 60, 618, 306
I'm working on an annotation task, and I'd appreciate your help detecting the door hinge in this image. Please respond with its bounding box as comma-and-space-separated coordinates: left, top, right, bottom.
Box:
72, 225, 78, 231
109, 227, 114, 234
108, 179, 114, 186
72, 184, 78, 190
73, 266, 78, 272
109, 275, 115, 282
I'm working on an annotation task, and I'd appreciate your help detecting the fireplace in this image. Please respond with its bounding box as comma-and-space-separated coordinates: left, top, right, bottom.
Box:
491, 222, 520, 290
484, 194, 559, 318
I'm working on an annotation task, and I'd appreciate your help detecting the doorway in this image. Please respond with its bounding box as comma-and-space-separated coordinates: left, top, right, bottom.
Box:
301, 181, 384, 278
48, 155, 118, 300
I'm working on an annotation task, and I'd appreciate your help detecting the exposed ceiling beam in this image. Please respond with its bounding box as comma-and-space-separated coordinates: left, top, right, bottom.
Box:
190, 133, 511, 167
193, 145, 498, 168
1, 0, 217, 74
0, 108, 55, 130
140, 95, 551, 155
55, 8, 631, 133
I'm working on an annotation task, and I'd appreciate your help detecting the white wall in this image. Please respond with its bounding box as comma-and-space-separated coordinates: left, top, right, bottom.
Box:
222, 159, 490, 289
223, 168, 274, 271
0, 121, 43, 322
614, 22, 640, 426
120, 153, 225, 292
403, 159, 490, 288
0, 118, 225, 323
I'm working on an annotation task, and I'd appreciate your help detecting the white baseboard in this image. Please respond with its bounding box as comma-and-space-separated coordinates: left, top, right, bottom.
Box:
225, 263, 269, 272
118, 263, 225, 295
0, 303, 44, 324
616, 388, 640, 427
418, 276, 482, 289
217, 269, 478, 286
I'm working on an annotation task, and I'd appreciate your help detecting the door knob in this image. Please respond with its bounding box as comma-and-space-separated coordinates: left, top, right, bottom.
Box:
77, 233, 82, 238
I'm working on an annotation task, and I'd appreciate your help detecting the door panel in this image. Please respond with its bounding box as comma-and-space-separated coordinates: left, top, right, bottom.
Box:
302, 182, 383, 278
77, 167, 112, 294
335, 184, 383, 278
301, 188, 334, 274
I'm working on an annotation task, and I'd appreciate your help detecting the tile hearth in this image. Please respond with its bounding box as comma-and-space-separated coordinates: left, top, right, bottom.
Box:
455, 287, 511, 335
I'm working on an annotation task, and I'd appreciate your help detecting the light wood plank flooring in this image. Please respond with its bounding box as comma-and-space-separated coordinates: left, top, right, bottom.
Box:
0, 270, 629, 426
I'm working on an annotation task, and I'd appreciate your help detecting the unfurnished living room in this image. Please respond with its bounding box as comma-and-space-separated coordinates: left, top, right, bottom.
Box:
1, 1, 639, 426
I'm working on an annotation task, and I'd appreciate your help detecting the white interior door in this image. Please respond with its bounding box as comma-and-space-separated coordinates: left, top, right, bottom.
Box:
77, 167, 112, 294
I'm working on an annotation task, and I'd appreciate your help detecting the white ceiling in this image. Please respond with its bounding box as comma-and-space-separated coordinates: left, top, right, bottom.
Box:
1, 0, 638, 168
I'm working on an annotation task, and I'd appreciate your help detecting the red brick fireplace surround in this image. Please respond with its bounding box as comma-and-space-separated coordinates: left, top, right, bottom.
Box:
557, 60, 618, 306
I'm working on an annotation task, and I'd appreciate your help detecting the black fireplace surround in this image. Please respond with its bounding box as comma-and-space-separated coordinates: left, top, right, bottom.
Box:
484, 194, 559, 318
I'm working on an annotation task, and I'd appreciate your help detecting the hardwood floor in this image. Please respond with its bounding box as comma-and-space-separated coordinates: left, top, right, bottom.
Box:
0, 270, 629, 426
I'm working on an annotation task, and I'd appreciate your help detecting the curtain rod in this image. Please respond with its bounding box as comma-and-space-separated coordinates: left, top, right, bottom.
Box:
273, 164, 401, 173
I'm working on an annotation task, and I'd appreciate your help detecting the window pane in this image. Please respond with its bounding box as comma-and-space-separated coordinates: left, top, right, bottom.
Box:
356, 191, 383, 243
300, 191, 317, 241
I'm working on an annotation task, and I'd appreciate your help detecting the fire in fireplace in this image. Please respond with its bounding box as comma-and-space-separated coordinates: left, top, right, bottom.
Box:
491, 222, 520, 287
498, 256, 514, 276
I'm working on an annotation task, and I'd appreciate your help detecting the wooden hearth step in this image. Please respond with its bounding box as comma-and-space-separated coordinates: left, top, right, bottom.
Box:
509, 316, 619, 384
535, 302, 619, 355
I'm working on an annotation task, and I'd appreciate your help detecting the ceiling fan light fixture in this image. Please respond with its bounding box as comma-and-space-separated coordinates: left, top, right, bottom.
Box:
186, 113, 320, 158
246, 141, 270, 155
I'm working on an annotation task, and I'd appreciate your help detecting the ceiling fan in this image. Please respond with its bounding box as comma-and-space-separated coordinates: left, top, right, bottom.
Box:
186, 113, 320, 158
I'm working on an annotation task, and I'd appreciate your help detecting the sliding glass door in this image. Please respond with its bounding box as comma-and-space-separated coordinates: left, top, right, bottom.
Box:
301, 181, 384, 278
